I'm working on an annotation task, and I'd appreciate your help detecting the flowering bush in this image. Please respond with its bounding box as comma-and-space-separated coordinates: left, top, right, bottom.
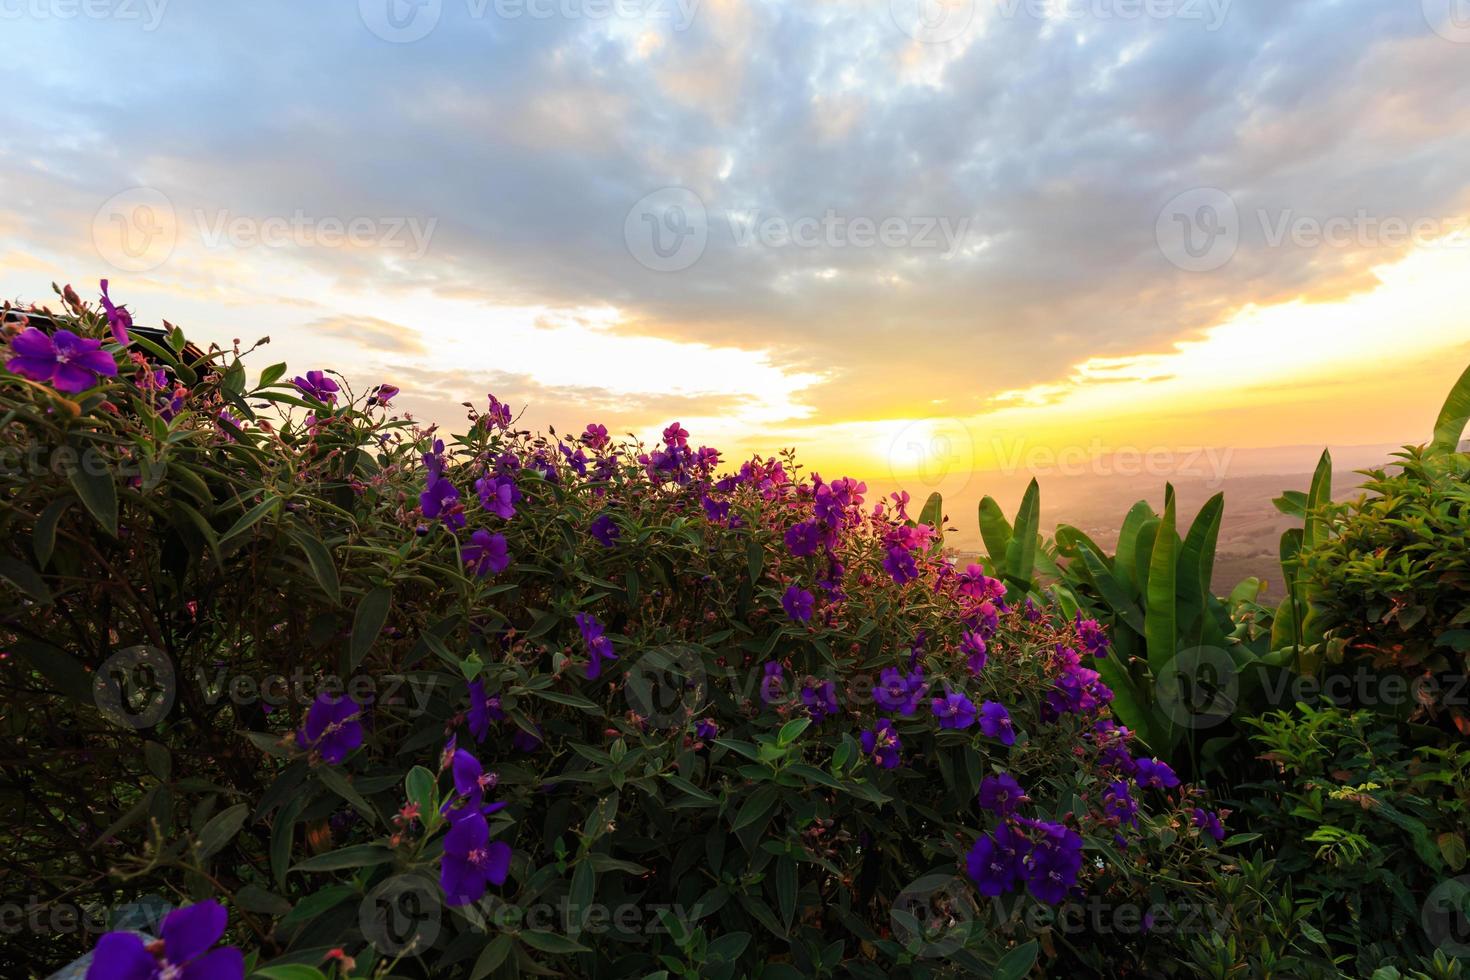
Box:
3, 288, 1266, 978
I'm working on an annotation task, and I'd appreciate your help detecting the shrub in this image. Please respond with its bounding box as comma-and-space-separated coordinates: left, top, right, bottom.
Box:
0, 288, 1247, 978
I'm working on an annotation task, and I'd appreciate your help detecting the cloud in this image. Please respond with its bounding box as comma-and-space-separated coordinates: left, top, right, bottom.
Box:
306, 314, 428, 355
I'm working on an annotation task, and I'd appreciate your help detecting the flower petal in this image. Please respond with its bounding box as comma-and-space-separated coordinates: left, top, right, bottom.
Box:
483, 840, 512, 886
160, 900, 227, 964
84, 932, 156, 980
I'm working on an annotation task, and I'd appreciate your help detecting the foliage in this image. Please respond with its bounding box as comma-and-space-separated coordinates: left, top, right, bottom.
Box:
0, 289, 1247, 978
1240, 704, 1470, 975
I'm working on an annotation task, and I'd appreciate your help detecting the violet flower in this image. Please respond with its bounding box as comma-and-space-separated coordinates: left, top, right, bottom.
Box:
782, 585, 815, 623
6, 327, 118, 393
860, 718, 902, 769
575, 613, 617, 680
86, 900, 242, 980
462, 529, 510, 577
296, 694, 363, 765
440, 810, 512, 907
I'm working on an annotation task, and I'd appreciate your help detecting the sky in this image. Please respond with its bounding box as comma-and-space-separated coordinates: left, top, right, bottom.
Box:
2, 0, 1469, 502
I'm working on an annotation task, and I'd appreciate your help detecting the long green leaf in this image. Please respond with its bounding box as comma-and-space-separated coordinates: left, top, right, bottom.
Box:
918, 491, 943, 553
1145, 496, 1178, 748
1177, 492, 1224, 639
1431, 360, 1470, 452
1114, 500, 1156, 596
350, 586, 393, 669
291, 531, 341, 606
977, 497, 1012, 569
1003, 479, 1040, 588
66, 450, 118, 537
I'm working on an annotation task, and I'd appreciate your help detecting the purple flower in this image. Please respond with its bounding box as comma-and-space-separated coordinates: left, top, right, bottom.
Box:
439, 810, 512, 907
962, 631, 987, 674
483, 393, 513, 429
1076, 615, 1109, 657
589, 513, 620, 547
978, 701, 1015, 746
695, 718, 719, 740
291, 369, 339, 404
882, 545, 918, 585
859, 718, 902, 769
662, 421, 689, 447
443, 748, 506, 819
1134, 757, 1180, 791
801, 679, 839, 722
98, 279, 132, 345
1021, 821, 1084, 905
977, 773, 1027, 816
965, 826, 1025, 897
759, 662, 786, 705
583, 423, 609, 449
1102, 780, 1138, 827
575, 613, 618, 680
296, 694, 363, 765
420, 474, 466, 531
86, 900, 242, 980
511, 726, 542, 753
874, 667, 927, 716
782, 585, 815, 623
467, 679, 505, 742
373, 383, 399, 406
931, 690, 978, 730
6, 327, 118, 393
462, 530, 510, 578
1192, 808, 1226, 842
475, 473, 520, 519
784, 520, 824, 558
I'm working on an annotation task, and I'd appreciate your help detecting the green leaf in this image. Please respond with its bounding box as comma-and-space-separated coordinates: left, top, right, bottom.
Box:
978, 496, 1012, 569
1431, 360, 1470, 452
66, 448, 118, 537
731, 784, 779, 831
470, 934, 515, 979
747, 538, 764, 584
994, 939, 1039, 980
1177, 492, 1224, 635
317, 766, 377, 825
0, 555, 52, 604
31, 497, 71, 568
197, 803, 249, 860
1114, 500, 1157, 596
777, 717, 811, 746
350, 586, 393, 669
220, 494, 281, 544
1145, 495, 1178, 748
519, 931, 590, 954
251, 966, 329, 980
405, 765, 437, 816
1003, 479, 1040, 587
258, 362, 288, 389
291, 531, 341, 606
918, 492, 943, 552
291, 843, 394, 873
